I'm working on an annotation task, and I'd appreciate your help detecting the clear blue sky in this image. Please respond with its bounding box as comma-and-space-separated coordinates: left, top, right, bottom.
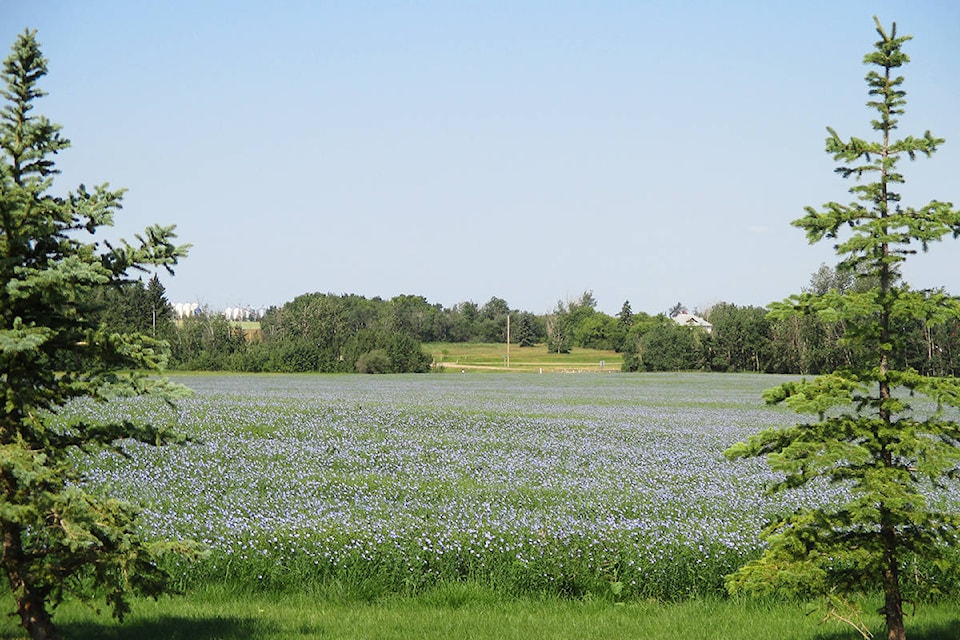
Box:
4, 1, 959, 315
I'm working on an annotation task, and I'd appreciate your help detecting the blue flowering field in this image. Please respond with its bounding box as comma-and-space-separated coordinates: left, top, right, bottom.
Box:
65, 372, 957, 601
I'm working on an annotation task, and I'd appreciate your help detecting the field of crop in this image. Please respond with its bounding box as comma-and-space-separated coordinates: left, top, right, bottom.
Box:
61, 373, 793, 598
63, 372, 960, 608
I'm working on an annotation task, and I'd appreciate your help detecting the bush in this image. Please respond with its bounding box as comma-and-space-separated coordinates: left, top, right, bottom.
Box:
356, 349, 391, 374
385, 334, 432, 373
270, 341, 321, 372
640, 324, 702, 371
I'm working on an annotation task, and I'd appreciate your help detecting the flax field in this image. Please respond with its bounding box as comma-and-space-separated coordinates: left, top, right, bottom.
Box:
63, 372, 960, 602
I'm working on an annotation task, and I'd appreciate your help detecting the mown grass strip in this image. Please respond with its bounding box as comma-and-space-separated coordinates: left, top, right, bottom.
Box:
5, 588, 959, 640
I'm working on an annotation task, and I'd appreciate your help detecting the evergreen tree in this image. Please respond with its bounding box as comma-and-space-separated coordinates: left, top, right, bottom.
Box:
510, 312, 542, 348
92, 280, 149, 334
0, 31, 194, 639
92, 275, 174, 340
610, 300, 634, 353
725, 19, 960, 640
616, 300, 633, 327
144, 274, 173, 338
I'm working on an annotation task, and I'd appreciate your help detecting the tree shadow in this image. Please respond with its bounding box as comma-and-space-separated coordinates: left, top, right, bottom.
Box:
59, 614, 268, 640
813, 619, 960, 640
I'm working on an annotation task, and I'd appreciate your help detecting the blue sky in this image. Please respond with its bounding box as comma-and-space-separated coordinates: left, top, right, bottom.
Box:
3, 1, 959, 315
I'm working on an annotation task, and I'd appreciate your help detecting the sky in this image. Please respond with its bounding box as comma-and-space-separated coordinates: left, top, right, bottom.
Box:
3, 1, 959, 316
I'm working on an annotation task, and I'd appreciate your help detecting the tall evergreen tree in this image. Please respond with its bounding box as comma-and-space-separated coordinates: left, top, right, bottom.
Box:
0, 31, 194, 639
609, 300, 632, 352
144, 274, 173, 337
616, 300, 633, 327
510, 312, 543, 348
726, 19, 960, 640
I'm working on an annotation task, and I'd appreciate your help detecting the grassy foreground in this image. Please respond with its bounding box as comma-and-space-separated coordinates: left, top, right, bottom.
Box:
5, 587, 959, 640
425, 342, 622, 372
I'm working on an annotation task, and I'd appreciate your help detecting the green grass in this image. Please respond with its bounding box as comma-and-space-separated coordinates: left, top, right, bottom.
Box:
425, 342, 622, 372
7, 587, 959, 640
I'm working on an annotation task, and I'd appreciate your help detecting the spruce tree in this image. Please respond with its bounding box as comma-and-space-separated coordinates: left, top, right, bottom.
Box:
1, 30, 194, 640
725, 18, 960, 640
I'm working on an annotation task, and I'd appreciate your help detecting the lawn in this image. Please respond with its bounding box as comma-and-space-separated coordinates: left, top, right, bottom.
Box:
7, 588, 960, 640
424, 342, 622, 372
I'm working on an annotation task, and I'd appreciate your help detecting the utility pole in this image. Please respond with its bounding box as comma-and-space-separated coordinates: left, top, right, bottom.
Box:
506, 313, 510, 369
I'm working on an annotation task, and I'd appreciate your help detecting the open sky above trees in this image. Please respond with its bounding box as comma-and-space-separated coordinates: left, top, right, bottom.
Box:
2, 1, 958, 315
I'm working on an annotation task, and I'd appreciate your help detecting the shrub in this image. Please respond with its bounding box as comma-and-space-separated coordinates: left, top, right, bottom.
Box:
356, 349, 391, 374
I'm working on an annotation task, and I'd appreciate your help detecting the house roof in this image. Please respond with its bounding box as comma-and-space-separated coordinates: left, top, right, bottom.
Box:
672, 312, 713, 331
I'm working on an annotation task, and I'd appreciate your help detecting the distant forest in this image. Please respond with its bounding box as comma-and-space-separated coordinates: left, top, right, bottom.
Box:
97, 267, 960, 376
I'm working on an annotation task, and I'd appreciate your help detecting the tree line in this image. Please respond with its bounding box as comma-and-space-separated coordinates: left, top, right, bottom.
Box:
98, 265, 960, 376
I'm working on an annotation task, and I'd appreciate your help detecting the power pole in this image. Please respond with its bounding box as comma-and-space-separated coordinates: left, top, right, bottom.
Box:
506, 313, 510, 369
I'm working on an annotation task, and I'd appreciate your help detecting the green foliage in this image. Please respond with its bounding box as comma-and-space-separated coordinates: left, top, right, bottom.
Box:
142, 281, 957, 376
610, 300, 634, 352
89, 275, 174, 338
169, 311, 246, 370
385, 332, 432, 373
435, 300, 546, 345
255, 293, 432, 373
390, 294, 443, 340
162, 292, 436, 374
703, 303, 772, 372
510, 312, 542, 348
619, 311, 662, 372
271, 339, 323, 372
445, 300, 480, 342
355, 349, 391, 374
546, 292, 615, 354
545, 302, 574, 354
476, 296, 510, 342
572, 314, 615, 350
638, 321, 704, 371
726, 18, 960, 640
0, 30, 199, 639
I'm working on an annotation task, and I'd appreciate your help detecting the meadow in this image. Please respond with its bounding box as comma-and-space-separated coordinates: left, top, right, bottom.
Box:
424, 342, 623, 372
27, 372, 960, 639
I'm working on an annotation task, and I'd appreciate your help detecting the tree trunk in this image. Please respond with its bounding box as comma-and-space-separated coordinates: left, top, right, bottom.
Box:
882, 561, 905, 640
880, 505, 906, 640
16, 591, 60, 640
3, 514, 60, 640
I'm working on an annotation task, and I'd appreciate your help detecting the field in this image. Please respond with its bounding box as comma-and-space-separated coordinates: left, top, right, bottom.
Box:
21, 372, 960, 639
71, 372, 799, 599
425, 342, 622, 372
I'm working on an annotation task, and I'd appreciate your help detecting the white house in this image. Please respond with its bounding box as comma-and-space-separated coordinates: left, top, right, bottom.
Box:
672, 312, 713, 333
